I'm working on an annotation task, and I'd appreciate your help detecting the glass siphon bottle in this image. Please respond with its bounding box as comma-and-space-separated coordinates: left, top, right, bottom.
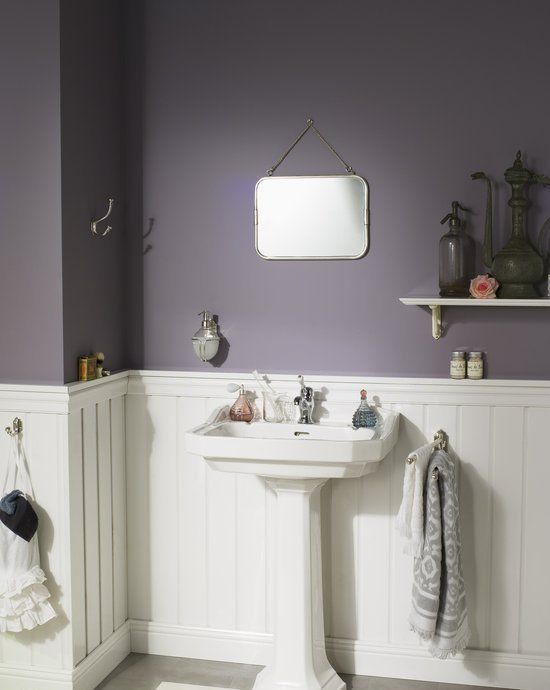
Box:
439, 201, 474, 297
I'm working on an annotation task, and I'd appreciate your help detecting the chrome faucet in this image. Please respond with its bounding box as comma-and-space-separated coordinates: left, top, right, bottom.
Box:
294, 376, 315, 424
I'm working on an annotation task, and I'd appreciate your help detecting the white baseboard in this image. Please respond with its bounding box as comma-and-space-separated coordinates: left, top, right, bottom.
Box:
73, 622, 131, 690
0, 623, 131, 690
0, 666, 73, 690
131, 620, 272, 667
130, 621, 550, 690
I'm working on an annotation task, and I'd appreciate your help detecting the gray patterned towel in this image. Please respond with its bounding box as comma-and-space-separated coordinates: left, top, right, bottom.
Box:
409, 449, 470, 659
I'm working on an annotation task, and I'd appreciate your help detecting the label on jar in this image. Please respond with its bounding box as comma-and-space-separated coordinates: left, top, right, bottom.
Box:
467, 359, 483, 379
450, 359, 466, 379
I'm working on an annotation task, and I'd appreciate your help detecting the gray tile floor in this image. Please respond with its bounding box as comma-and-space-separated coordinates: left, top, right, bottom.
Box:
95, 654, 513, 690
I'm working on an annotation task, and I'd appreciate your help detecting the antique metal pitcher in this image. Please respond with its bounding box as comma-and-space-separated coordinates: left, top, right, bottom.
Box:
472, 151, 550, 298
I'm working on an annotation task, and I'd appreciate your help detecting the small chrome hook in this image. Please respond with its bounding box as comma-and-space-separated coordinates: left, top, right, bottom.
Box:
5, 417, 22, 437
91, 198, 114, 237
433, 429, 448, 451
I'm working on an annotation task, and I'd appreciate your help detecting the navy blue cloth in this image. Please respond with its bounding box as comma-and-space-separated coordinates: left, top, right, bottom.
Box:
0, 493, 38, 542
0, 490, 23, 516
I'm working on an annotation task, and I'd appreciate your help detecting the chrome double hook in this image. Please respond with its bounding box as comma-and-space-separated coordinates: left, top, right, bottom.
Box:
5, 417, 22, 437
91, 198, 114, 237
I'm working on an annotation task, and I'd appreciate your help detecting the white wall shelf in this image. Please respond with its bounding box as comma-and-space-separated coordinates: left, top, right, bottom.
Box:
399, 296, 550, 339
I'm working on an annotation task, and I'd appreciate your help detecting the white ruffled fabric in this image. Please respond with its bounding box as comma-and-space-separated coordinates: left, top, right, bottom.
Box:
0, 437, 56, 632
0, 563, 56, 632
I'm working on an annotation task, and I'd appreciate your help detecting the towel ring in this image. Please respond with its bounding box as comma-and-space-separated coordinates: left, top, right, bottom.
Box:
406, 429, 448, 465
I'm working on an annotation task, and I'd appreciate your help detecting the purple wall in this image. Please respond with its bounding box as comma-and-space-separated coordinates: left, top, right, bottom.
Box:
134, 0, 550, 379
60, 0, 126, 382
0, 0, 64, 384
0, 1, 127, 384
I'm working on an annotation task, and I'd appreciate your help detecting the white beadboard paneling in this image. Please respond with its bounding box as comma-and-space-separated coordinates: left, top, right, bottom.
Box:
236, 473, 267, 632
520, 407, 550, 655
122, 371, 550, 690
204, 397, 238, 631
126, 392, 150, 621
176, 396, 208, 627
0, 374, 128, 690
490, 406, 523, 653
206, 459, 238, 628
358, 453, 391, 642
68, 406, 87, 665
147, 395, 179, 623
111, 395, 127, 630
458, 405, 492, 650
26, 412, 67, 670
98, 400, 114, 642
82, 404, 101, 654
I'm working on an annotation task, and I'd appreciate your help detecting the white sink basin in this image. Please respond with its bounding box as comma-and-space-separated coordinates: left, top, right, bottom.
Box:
186, 407, 399, 479
185, 405, 399, 690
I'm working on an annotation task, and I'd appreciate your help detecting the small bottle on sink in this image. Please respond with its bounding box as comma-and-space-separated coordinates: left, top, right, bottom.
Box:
230, 385, 254, 422
352, 390, 378, 429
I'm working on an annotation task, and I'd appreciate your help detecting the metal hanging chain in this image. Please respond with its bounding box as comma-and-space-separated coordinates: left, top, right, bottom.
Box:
266, 118, 355, 176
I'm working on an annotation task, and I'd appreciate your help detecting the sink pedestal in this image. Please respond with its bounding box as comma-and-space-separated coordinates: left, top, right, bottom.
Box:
253, 477, 344, 690
183, 409, 400, 690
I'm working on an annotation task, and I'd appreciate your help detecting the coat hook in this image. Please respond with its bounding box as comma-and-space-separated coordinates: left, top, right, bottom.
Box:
433, 429, 448, 451
5, 417, 22, 437
91, 198, 114, 237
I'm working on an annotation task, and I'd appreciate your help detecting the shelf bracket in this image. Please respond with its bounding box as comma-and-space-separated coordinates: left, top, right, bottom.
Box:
429, 304, 443, 340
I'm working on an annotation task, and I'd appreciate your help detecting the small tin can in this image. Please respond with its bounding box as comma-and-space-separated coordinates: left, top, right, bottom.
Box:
467, 351, 484, 380
78, 356, 88, 381
78, 354, 97, 381
450, 351, 466, 379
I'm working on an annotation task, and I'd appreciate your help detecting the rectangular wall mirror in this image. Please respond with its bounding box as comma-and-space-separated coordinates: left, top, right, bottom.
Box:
254, 175, 369, 260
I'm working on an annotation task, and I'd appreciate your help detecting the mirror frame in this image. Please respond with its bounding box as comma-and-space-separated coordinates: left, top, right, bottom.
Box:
254, 174, 369, 261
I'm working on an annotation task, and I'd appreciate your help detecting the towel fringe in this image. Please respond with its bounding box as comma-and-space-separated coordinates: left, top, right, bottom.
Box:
409, 620, 471, 659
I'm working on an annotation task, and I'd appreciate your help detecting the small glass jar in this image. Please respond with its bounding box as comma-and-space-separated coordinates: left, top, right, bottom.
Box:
450, 351, 466, 379
467, 351, 484, 380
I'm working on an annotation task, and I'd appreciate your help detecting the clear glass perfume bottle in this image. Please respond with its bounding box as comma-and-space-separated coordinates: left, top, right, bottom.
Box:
439, 201, 474, 297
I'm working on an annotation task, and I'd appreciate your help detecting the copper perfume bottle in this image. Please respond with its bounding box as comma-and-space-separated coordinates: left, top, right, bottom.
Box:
229, 385, 254, 422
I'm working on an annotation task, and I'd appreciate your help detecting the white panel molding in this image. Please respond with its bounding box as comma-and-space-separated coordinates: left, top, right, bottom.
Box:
128, 370, 550, 408
67, 374, 128, 412
126, 370, 550, 690
129, 622, 550, 690
0, 374, 129, 690
72, 621, 131, 690
0, 622, 130, 690
3, 370, 550, 690
0, 371, 127, 414
130, 621, 272, 665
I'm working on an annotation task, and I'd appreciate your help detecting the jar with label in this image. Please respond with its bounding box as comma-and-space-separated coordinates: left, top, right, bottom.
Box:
467, 351, 484, 380
450, 351, 466, 379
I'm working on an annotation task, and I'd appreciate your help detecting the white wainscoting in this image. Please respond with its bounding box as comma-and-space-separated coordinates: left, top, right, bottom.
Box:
0, 375, 130, 690
126, 371, 550, 690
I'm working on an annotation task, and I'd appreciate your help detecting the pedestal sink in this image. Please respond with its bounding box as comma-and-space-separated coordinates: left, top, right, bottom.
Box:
181, 408, 399, 690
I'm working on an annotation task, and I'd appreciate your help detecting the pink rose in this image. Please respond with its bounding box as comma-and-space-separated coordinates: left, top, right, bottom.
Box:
469, 274, 499, 299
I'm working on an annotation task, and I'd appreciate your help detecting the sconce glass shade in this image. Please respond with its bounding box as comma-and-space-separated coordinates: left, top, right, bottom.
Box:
192, 310, 220, 362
